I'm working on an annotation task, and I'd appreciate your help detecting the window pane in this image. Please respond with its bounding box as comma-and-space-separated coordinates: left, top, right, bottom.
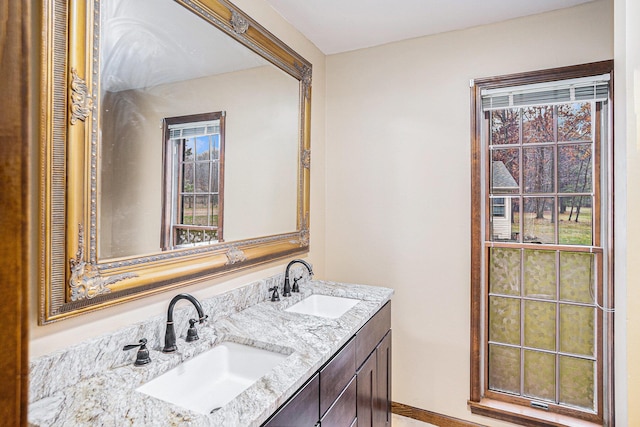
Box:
182, 163, 194, 193
195, 162, 210, 193
491, 198, 519, 242
524, 300, 556, 351
489, 248, 521, 296
194, 195, 208, 225
559, 252, 594, 304
489, 344, 521, 394
212, 162, 219, 193
559, 356, 595, 410
558, 144, 592, 193
195, 136, 210, 160
491, 149, 520, 194
491, 109, 520, 145
560, 304, 595, 357
183, 139, 194, 161
558, 196, 593, 246
522, 106, 554, 144
524, 350, 556, 401
210, 194, 219, 226
558, 102, 591, 142
523, 197, 555, 244
181, 195, 193, 224
489, 296, 520, 345
524, 146, 554, 193
211, 134, 220, 160
524, 249, 556, 299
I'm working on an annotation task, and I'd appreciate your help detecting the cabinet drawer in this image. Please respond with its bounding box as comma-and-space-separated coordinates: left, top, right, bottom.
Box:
321, 376, 356, 427
262, 373, 319, 427
355, 302, 391, 369
320, 337, 356, 416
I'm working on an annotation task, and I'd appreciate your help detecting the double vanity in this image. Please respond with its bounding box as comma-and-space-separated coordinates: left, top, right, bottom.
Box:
29, 273, 393, 426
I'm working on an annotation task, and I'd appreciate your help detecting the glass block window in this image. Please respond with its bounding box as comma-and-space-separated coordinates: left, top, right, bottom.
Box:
161, 112, 225, 250
488, 249, 598, 411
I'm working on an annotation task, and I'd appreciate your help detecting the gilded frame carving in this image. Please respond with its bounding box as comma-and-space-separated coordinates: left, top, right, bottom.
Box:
40, 0, 312, 323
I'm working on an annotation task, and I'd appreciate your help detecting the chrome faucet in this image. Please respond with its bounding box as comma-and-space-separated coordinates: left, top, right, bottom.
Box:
282, 259, 314, 297
163, 293, 208, 353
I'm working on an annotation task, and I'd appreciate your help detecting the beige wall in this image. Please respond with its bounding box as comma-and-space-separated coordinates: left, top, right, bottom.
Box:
325, 0, 614, 425
29, 0, 327, 359
99, 65, 299, 258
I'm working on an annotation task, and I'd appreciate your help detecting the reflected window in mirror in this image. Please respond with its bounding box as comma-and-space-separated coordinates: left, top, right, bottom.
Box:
161, 112, 225, 250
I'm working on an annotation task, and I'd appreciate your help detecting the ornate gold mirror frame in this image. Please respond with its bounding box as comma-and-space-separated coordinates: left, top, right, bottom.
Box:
40, 0, 311, 323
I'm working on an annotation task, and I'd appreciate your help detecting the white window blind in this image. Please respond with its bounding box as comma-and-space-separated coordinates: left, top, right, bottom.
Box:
481, 74, 610, 111
168, 120, 220, 140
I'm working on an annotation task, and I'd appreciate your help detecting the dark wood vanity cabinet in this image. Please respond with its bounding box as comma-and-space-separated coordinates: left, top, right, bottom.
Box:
263, 302, 391, 427
263, 373, 320, 427
355, 302, 391, 427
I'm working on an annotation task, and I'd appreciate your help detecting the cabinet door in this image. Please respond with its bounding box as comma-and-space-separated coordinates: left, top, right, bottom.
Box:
356, 350, 376, 427
374, 331, 391, 427
262, 374, 319, 427
321, 376, 357, 427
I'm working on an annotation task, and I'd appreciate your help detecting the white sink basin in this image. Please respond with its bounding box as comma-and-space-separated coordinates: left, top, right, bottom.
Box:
136, 342, 287, 415
285, 294, 359, 319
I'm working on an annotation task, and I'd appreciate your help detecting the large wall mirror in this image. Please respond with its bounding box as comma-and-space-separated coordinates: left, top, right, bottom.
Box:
40, 0, 312, 323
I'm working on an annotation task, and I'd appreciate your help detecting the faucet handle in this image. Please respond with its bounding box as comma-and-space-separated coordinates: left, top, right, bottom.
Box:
186, 319, 200, 342
123, 338, 151, 366
269, 286, 280, 302
292, 276, 300, 293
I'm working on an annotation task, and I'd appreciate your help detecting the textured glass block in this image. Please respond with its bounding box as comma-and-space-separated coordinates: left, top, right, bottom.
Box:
558, 102, 592, 142
524, 350, 555, 401
491, 149, 520, 193
489, 344, 521, 394
489, 248, 521, 296
491, 109, 520, 145
524, 300, 556, 351
559, 356, 595, 410
524, 250, 556, 299
560, 304, 595, 357
560, 252, 594, 304
523, 198, 555, 244
524, 147, 555, 193
558, 196, 593, 246
489, 296, 521, 345
523, 106, 554, 143
558, 144, 592, 193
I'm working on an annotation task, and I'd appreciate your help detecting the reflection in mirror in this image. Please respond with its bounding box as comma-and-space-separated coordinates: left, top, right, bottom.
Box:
98, 0, 299, 259
161, 112, 226, 251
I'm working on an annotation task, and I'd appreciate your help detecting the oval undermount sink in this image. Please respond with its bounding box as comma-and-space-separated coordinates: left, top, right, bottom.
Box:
136, 342, 287, 415
285, 294, 359, 318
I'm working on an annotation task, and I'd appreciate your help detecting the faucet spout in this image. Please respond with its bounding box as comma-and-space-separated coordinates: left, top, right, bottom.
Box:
283, 259, 314, 296
163, 293, 208, 353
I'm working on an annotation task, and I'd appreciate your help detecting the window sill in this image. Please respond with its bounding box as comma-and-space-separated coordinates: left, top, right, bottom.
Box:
468, 398, 602, 427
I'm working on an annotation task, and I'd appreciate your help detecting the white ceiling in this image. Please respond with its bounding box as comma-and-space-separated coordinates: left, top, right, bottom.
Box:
263, 0, 597, 54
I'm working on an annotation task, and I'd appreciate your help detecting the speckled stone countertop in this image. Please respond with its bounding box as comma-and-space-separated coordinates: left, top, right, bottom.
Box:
29, 275, 393, 427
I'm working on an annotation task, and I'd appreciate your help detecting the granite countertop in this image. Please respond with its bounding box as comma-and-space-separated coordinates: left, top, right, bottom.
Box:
29, 279, 393, 427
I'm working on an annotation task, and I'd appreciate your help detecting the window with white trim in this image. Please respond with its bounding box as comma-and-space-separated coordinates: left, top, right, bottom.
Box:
161, 112, 225, 250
